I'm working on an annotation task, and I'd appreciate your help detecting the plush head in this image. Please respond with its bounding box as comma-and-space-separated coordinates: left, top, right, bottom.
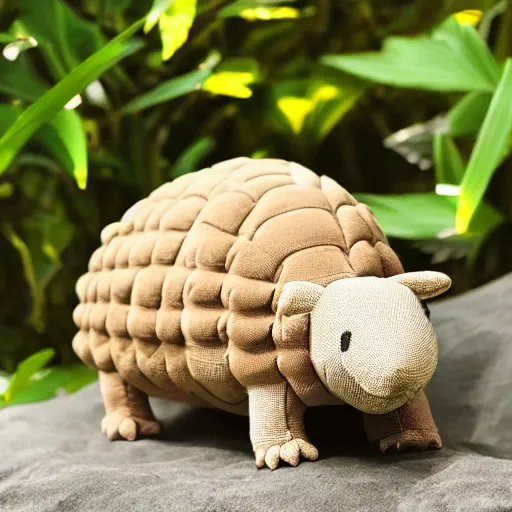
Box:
278, 272, 451, 414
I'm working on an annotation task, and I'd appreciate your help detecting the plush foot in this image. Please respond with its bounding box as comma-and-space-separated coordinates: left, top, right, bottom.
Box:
380, 429, 442, 454
255, 439, 319, 470
101, 408, 161, 441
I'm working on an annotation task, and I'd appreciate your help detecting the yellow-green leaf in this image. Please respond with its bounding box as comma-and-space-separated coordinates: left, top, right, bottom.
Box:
456, 58, 512, 233
202, 58, 259, 98
1, 224, 43, 332
39, 110, 88, 189
145, 0, 197, 61
2, 348, 55, 404
144, 0, 172, 33
453, 9, 483, 26
277, 97, 314, 133
0, 19, 144, 176
218, 3, 315, 20
239, 6, 300, 21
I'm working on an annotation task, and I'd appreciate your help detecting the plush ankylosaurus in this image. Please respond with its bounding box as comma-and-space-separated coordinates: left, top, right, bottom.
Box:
73, 157, 451, 470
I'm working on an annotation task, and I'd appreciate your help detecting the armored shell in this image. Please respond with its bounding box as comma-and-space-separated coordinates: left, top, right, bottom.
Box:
73, 157, 404, 415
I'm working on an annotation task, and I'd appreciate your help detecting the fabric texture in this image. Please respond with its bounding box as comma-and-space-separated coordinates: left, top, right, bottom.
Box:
71, 157, 448, 467
1, 273, 512, 510
310, 276, 438, 414
72, 157, 402, 412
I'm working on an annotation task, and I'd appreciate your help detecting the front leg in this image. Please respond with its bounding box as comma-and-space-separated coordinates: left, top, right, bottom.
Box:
249, 382, 318, 470
99, 371, 161, 441
363, 389, 442, 453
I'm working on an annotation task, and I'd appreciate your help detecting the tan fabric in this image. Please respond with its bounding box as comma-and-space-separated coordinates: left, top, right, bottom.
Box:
390, 271, 452, 299
309, 276, 439, 414
73, 157, 448, 468
363, 389, 442, 453
249, 382, 318, 469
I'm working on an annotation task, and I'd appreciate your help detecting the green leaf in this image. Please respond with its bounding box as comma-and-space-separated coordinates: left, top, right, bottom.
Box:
0, 19, 144, 176
172, 136, 216, 178
271, 71, 364, 140
202, 58, 259, 98
123, 67, 211, 113
0, 56, 49, 102
2, 348, 55, 404
15, 0, 105, 77
305, 70, 365, 142
356, 192, 502, 240
1, 224, 44, 331
0, 104, 87, 187
144, 0, 197, 61
0, 33, 17, 43
0, 104, 22, 136
456, 58, 512, 233
448, 91, 492, 137
6, 365, 97, 406
322, 16, 500, 92
144, 0, 172, 32
38, 110, 88, 189
433, 133, 465, 184
355, 193, 458, 239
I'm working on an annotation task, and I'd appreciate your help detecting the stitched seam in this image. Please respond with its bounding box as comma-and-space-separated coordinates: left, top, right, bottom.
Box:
395, 409, 404, 433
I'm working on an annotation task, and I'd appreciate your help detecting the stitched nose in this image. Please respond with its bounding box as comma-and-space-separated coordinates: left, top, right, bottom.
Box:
364, 346, 437, 399
370, 368, 420, 398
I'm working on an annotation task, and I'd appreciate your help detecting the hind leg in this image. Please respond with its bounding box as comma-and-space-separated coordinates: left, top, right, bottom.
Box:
99, 371, 161, 441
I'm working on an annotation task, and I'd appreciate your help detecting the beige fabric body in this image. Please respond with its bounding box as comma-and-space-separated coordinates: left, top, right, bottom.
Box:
72, 157, 405, 415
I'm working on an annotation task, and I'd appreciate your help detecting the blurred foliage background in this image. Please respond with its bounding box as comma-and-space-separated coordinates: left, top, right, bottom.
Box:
1, 0, 512, 405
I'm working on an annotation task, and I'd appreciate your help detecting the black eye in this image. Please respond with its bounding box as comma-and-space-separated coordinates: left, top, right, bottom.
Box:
340, 331, 351, 352
421, 300, 431, 319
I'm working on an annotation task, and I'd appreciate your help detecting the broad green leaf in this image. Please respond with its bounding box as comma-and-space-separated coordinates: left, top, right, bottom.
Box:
123, 67, 211, 113
0, 33, 17, 43
356, 192, 502, 240
38, 110, 88, 189
0, 56, 49, 102
456, 58, 512, 233
144, 0, 197, 61
15, 0, 105, 77
322, 16, 500, 92
6, 365, 97, 406
1, 224, 43, 331
355, 193, 458, 239
448, 91, 492, 137
202, 58, 259, 98
0, 19, 144, 176
2, 348, 55, 403
433, 133, 465, 184
172, 136, 216, 178
0, 104, 22, 135
0, 104, 87, 187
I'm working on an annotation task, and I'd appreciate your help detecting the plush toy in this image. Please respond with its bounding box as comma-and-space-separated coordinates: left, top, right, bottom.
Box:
73, 157, 451, 470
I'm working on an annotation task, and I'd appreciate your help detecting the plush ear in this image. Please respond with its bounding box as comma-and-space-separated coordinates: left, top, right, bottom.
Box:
390, 271, 451, 299
278, 281, 325, 316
